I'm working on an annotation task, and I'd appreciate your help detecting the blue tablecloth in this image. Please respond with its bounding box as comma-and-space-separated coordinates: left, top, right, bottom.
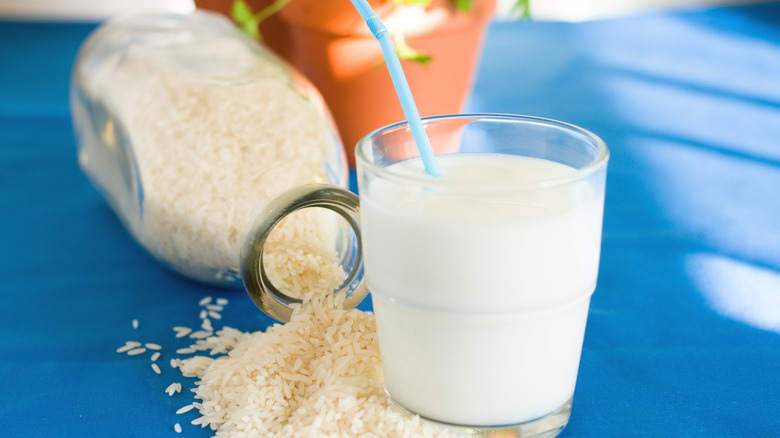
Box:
1, 3, 779, 436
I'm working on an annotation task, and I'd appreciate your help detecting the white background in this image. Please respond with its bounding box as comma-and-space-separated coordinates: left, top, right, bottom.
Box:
0, 0, 770, 21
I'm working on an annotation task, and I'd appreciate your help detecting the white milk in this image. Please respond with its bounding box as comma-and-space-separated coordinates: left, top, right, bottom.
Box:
361, 153, 604, 426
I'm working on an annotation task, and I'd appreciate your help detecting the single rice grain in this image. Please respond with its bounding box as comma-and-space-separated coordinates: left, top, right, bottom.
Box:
176, 404, 195, 415
189, 330, 212, 339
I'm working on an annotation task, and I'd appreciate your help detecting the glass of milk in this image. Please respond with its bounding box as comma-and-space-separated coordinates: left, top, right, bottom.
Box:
355, 114, 609, 436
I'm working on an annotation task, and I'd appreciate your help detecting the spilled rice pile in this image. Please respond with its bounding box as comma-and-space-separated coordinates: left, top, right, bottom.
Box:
118, 295, 460, 437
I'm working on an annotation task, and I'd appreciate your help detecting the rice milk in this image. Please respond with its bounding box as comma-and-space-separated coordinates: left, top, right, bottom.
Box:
361, 153, 604, 426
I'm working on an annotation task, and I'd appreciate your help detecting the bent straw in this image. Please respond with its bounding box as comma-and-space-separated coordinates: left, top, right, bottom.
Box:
349, 0, 442, 177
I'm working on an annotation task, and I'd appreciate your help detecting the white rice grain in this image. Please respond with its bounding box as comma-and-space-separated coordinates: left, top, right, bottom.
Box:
151, 352, 161, 362
189, 330, 212, 340
145, 343, 162, 350
116, 341, 141, 353
174, 423, 182, 433
151, 363, 161, 374
176, 404, 195, 414
173, 327, 192, 338
127, 347, 146, 356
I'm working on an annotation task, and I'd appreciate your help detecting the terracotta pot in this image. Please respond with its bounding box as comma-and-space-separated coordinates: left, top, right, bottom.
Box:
194, 0, 496, 167
278, 0, 496, 166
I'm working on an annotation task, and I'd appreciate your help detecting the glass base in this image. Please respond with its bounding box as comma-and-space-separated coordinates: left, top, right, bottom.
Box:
390, 393, 573, 438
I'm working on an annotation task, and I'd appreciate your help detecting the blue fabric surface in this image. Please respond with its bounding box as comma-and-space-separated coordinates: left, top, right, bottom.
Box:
1, 3, 780, 436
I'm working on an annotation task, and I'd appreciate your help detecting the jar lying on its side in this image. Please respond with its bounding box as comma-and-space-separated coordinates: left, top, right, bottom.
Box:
71, 12, 365, 320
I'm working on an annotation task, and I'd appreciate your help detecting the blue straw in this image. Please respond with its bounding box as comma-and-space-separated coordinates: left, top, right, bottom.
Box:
349, 0, 442, 177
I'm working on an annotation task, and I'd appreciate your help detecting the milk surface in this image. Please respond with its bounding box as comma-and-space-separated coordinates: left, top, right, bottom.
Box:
361, 153, 604, 426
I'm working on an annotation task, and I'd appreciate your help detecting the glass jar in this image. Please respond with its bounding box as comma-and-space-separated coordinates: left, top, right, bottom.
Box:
70, 11, 365, 320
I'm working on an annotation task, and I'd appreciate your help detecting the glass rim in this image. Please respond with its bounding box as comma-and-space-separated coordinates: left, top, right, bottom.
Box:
355, 113, 609, 190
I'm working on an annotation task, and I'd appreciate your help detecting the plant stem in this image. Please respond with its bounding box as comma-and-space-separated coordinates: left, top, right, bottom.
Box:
254, 0, 294, 24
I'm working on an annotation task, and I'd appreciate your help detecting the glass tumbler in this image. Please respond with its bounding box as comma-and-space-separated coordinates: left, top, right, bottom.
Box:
355, 114, 608, 436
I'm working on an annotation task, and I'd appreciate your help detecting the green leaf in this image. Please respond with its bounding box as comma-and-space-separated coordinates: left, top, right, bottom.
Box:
231, 0, 261, 39
241, 18, 261, 40
511, 0, 531, 19
454, 0, 474, 13
231, 0, 254, 23
396, 42, 433, 66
